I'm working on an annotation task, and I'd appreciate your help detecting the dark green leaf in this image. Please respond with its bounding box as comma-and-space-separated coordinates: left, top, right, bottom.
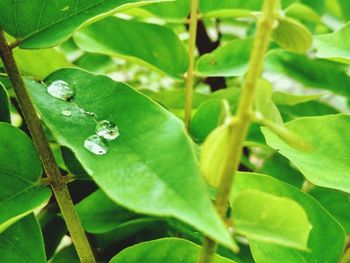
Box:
0, 0, 166, 48
0, 83, 10, 123
0, 214, 46, 263
0, 123, 51, 230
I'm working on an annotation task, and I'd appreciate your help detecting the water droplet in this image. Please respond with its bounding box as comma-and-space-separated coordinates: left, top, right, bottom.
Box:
84, 135, 108, 155
47, 80, 74, 101
96, 120, 119, 140
61, 109, 72, 117
85, 111, 97, 118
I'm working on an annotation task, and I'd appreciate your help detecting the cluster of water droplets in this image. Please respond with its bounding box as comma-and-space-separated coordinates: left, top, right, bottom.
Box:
46, 80, 120, 156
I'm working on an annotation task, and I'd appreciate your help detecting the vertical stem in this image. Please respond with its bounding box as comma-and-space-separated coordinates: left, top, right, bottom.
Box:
198, 0, 279, 262
184, 0, 199, 130
340, 248, 350, 263
0, 31, 96, 263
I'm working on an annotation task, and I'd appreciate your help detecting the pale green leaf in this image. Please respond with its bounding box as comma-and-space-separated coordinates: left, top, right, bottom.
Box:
262, 114, 350, 193
232, 172, 345, 263
233, 189, 312, 250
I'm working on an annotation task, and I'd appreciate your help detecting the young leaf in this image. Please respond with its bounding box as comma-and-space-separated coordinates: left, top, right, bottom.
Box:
232, 172, 345, 263
0, 0, 167, 49
110, 238, 236, 263
0, 83, 10, 123
74, 17, 188, 78
233, 189, 312, 250
272, 91, 323, 106
0, 214, 46, 263
0, 123, 51, 231
144, 0, 190, 19
262, 114, 350, 193
27, 68, 233, 248
200, 123, 232, 187
272, 16, 312, 53
196, 38, 253, 77
314, 22, 350, 64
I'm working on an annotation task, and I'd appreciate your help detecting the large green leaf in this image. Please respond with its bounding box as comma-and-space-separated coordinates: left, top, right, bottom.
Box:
262, 114, 350, 193
314, 22, 350, 64
110, 238, 236, 263
76, 189, 141, 233
196, 38, 253, 77
0, 214, 46, 263
27, 68, 232, 247
0, 123, 51, 231
74, 17, 188, 78
232, 172, 345, 263
0, 83, 10, 123
266, 50, 350, 98
233, 189, 311, 250
0, 0, 165, 49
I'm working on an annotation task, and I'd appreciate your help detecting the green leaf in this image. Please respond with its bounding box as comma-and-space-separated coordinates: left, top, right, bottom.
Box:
51, 246, 79, 263
110, 238, 236, 263
314, 22, 350, 64
309, 187, 350, 234
272, 16, 313, 53
0, 214, 46, 263
27, 68, 233, 248
232, 172, 345, 263
0, 123, 51, 231
0, 83, 10, 123
284, 3, 321, 24
196, 38, 253, 77
272, 91, 323, 106
75, 53, 117, 74
190, 99, 229, 143
200, 123, 232, 187
200, 0, 263, 14
0, 0, 166, 49
266, 50, 350, 98
13, 48, 72, 79
262, 114, 350, 193
74, 17, 188, 78
233, 189, 312, 250
144, 0, 189, 19
76, 190, 140, 233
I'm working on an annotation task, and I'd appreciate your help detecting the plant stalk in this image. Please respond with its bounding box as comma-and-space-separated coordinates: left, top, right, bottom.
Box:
340, 248, 350, 263
184, 0, 199, 130
198, 0, 279, 262
0, 31, 96, 263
